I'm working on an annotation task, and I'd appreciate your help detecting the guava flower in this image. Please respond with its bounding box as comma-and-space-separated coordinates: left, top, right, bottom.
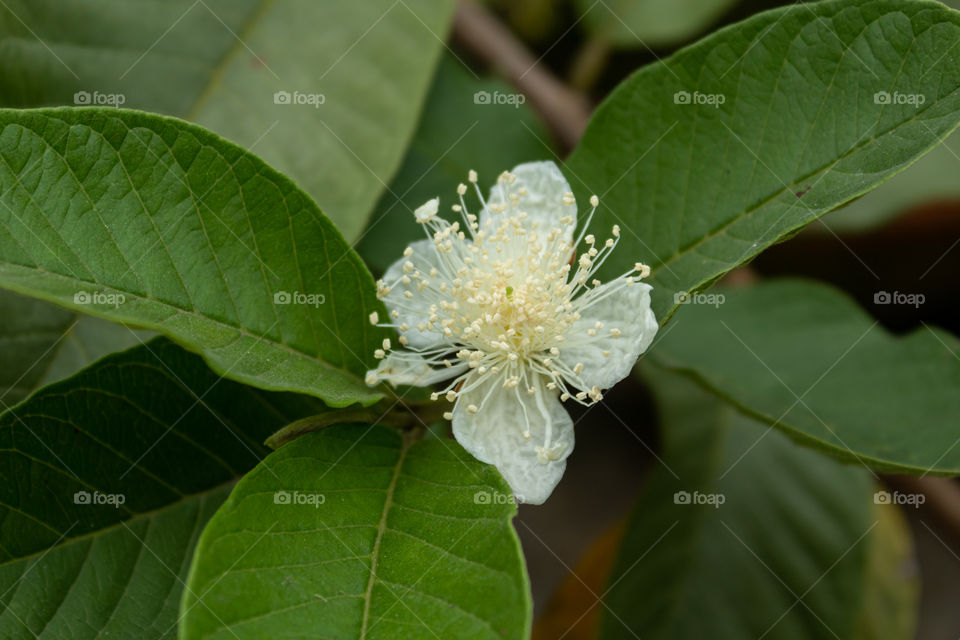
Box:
366, 161, 658, 504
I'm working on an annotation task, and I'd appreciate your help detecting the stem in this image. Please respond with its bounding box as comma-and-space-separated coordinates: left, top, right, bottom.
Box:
453, 0, 591, 150
568, 36, 611, 94
264, 399, 446, 450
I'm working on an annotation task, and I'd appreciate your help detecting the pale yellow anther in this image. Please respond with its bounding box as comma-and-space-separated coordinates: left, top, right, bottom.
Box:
589, 195, 599, 207
369, 311, 379, 325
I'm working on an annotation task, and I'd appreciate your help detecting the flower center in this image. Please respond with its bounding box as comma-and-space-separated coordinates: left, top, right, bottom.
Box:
370, 169, 650, 410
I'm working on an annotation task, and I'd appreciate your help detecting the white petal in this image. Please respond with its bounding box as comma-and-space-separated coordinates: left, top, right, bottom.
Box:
452, 373, 573, 504
559, 281, 658, 391
381, 238, 445, 349
480, 161, 576, 244
367, 350, 465, 388
414, 197, 439, 222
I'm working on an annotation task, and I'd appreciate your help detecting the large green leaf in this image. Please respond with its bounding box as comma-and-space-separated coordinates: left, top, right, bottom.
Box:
577, 0, 739, 48
565, 0, 960, 322
0, 108, 389, 408
600, 371, 916, 639
0, 0, 454, 240
356, 55, 553, 274
181, 426, 531, 640
651, 278, 960, 474
0, 338, 325, 639
0, 289, 150, 405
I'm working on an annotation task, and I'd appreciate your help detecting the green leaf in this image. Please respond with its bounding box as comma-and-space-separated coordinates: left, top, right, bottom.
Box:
600, 370, 917, 639
564, 0, 960, 322
828, 127, 960, 231
650, 278, 960, 474
0, 107, 389, 408
181, 426, 532, 640
0, 338, 326, 639
0, 0, 454, 240
577, 0, 738, 48
0, 289, 150, 405
356, 55, 554, 274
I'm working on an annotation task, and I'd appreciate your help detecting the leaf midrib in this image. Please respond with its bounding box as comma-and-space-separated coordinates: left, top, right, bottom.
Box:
359, 430, 411, 639
184, 0, 277, 122
0, 270, 369, 390
654, 84, 960, 280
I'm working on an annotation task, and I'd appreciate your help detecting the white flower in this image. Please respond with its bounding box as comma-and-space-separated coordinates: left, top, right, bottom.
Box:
366, 161, 658, 504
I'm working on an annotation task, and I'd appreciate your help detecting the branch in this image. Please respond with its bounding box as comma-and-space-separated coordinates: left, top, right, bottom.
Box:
453, 0, 591, 150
